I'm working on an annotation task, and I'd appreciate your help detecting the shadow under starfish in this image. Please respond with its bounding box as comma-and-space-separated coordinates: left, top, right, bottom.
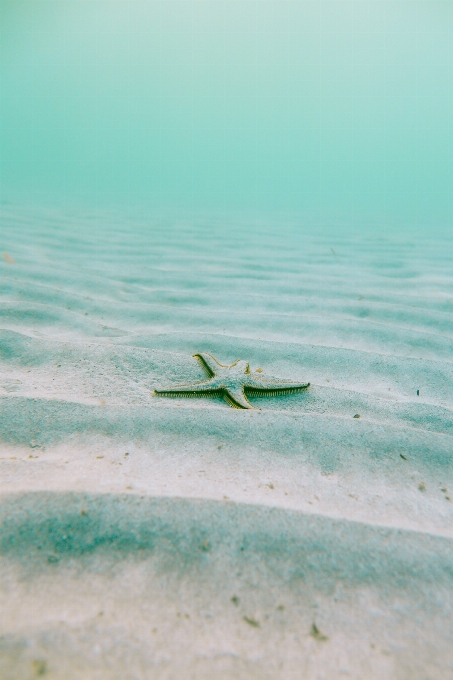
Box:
154, 352, 310, 410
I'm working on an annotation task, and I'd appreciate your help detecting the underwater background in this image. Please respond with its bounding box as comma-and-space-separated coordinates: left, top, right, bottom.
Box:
1, 3, 453, 679
1, 0, 452, 230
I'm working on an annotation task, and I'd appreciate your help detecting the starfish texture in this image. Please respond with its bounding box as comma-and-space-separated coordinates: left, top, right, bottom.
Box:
154, 353, 310, 410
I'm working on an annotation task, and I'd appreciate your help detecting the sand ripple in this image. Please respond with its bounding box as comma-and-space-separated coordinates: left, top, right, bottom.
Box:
1, 205, 452, 677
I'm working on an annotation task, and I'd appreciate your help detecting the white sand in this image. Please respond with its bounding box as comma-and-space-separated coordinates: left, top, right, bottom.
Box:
0, 204, 452, 679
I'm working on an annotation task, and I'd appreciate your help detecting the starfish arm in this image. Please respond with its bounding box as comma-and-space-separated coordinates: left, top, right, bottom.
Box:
154, 379, 218, 397
193, 353, 225, 377
245, 376, 310, 393
223, 387, 258, 410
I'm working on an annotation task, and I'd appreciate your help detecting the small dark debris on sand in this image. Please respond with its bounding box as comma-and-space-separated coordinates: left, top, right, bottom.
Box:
2, 252, 15, 264
310, 623, 328, 641
353, 414, 360, 419
243, 616, 260, 628
32, 659, 47, 676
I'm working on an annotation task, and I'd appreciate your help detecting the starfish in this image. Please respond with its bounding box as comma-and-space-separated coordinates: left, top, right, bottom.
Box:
154, 353, 310, 410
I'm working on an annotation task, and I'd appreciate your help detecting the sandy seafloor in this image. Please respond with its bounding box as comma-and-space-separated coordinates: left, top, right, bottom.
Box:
0, 203, 452, 680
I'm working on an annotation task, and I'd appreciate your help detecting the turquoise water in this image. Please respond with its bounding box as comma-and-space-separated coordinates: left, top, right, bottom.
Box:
1, 4, 453, 678
1, 0, 452, 229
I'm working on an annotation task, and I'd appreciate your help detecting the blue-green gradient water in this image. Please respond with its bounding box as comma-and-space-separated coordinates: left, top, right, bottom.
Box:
1, 0, 452, 230
1, 5, 453, 677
